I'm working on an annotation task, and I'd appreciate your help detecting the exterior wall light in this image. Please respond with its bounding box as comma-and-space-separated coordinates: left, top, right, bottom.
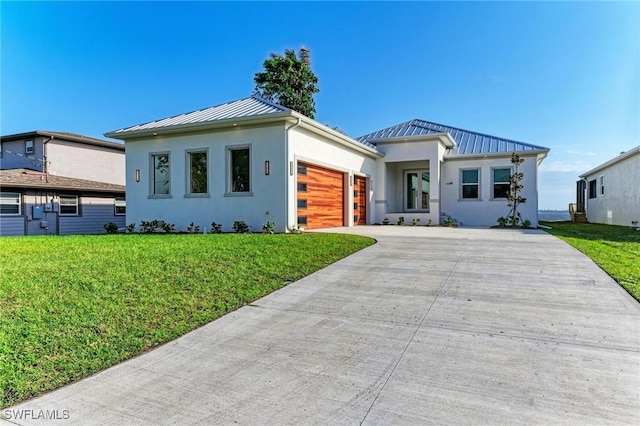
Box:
264, 160, 270, 175
135, 169, 140, 182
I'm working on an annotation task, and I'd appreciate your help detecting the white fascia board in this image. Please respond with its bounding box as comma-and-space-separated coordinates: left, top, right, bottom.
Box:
104, 112, 294, 140
579, 146, 640, 178
292, 112, 383, 158
444, 149, 550, 162
369, 132, 457, 148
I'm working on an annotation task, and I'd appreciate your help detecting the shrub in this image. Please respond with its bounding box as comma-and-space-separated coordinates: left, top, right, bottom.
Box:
288, 226, 304, 234
397, 216, 405, 226
233, 221, 250, 234
104, 222, 119, 234
382, 217, 390, 225
411, 218, 421, 226
497, 217, 507, 228
262, 221, 276, 234
210, 221, 223, 234
186, 222, 201, 233
522, 219, 532, 229
126, 223, 136, 233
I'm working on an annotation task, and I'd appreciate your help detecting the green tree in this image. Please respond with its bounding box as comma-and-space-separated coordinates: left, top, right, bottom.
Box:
254, 46, 319, 118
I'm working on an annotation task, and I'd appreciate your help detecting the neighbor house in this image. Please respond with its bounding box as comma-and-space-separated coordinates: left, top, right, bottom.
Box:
105, 96, 549, 232
1, 130, 125, 185
578, 146, 639, 227
0, 131, 126, 236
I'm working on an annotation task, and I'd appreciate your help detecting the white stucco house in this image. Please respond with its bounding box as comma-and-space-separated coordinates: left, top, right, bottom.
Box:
578, 146, 639, 227
105, 96, 549, 232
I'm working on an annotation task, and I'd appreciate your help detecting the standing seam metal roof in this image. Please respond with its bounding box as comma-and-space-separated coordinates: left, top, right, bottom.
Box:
110, 96, 291, 134
356, 119, 548, 155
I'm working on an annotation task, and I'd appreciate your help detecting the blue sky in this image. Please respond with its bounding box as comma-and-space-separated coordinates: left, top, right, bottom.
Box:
2, 1, 638, 209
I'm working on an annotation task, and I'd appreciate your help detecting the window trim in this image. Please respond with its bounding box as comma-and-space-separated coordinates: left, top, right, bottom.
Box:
25, 140, 35, 155
149, 152, 172, 198
114, 198, 126, 216
225, 144, 253, 197
491, 167, 512, 200
0, 192, 21, 216
59, 195, 79, 216
599, 175, 605, 196
185, 148, 209, 197
460, 168, 481, 201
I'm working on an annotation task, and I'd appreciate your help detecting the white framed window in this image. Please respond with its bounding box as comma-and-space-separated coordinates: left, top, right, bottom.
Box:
150, 152, 171, 196
460, 169, 480, 199
0, 192, 21, 215
59, 195, 79, 216
599, 175, 605, 196
25, 140, 35, 155
115, 198, 126, 215
186, 149, 208, 195
492, 167, 511, 199
227, 145, 251, 194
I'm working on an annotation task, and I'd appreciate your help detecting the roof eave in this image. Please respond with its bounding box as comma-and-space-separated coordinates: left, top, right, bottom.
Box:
579, 146, 640, 178
104, 112, 295, 140
445, 148, 550, 161
0, 182, 125, 193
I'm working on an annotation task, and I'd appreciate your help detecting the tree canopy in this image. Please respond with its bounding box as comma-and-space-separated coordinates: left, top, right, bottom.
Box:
253, 47, 319, 119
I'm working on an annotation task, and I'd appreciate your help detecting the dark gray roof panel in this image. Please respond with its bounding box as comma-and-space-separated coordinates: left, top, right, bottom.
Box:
356, 119, 548, 155
110, 96, 290, 134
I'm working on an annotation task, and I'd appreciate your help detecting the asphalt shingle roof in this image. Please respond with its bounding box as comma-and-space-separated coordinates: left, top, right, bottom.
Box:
109, 96, 290, 135
0, 169, 125, 193
356, 119, 548, 156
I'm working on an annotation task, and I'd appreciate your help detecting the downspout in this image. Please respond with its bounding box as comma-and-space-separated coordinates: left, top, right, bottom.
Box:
43, 136, 53, 182
284, 117, 302, 231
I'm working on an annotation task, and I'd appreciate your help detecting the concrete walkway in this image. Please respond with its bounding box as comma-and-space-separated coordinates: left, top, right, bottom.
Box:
3, 227, 639, 425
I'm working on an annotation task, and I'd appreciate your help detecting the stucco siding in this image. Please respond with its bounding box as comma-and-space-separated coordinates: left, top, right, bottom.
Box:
47, 140, 125, 185
440, 155, 540, 227
583, 154, 639, 226
0, 217, 25, 236
59, 197, 125, 235
125, 124, 288, 233
288, 127, 378, 228
0, 136, 46, 171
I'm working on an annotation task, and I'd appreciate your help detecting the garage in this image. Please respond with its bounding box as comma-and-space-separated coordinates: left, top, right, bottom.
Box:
297, 162, 345, 229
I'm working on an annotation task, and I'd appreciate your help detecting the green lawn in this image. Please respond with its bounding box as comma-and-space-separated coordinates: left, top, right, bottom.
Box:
0, 233, 374, 408
541, 221, 640, 301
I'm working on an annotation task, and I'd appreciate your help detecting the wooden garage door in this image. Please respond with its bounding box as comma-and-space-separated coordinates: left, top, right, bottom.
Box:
297, 162, 344, 229
354, 175, 366, 225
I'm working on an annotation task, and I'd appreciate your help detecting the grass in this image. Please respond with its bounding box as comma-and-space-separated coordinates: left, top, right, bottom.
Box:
0, 233, 374, 408
540, 221, 640, 301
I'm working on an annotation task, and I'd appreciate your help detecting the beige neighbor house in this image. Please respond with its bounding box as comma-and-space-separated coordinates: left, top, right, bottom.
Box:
0, 131, 126, 236
577, 146, 640, 227
106, 96, 550, 233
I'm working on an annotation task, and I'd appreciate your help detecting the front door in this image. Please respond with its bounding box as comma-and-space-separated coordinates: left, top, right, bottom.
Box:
405, 170, 429, 211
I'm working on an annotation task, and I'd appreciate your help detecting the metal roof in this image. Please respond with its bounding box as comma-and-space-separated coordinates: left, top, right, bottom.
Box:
356, 119, 549, 156
109, 96, 290, 135
1, 131, 124, 151
0, 169, 126, 193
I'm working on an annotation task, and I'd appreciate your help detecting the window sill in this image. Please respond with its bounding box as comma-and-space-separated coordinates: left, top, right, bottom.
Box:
184, 193, 210, 198
458, 198, 483, 202
224, 192, 254, 197
490, 197, 507, 201
148, 194, 172, 199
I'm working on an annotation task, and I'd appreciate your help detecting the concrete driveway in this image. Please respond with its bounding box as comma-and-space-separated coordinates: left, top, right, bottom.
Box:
3, 227, 639, 425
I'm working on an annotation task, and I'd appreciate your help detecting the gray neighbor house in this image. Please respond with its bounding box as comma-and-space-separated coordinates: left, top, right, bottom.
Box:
0, 131, 126, 236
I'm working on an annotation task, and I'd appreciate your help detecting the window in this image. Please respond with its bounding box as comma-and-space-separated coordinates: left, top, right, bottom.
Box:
588, 180, 597, 199
59, 195, 79, 215
298, 199, 307, 209
187, 150, 208, 194
461, 169, 479, 199
297, 164, 307, 175
297, 182, 307, 192
599, 176, 605, 196
405, 170, 429, 210
492, 168, 511, 198
115, 198, 126, 215
298, 216, 307, 225
151, 153, 170, 195
25, 140, 34, 155
0, 192, 21, 215
229, 147, 250, 192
